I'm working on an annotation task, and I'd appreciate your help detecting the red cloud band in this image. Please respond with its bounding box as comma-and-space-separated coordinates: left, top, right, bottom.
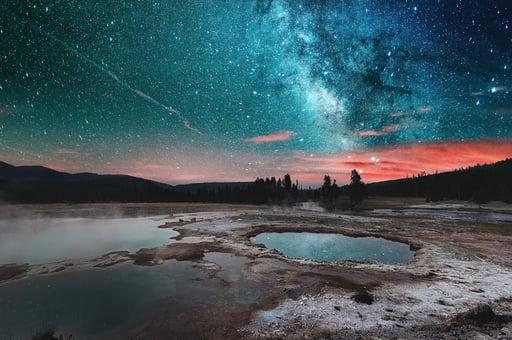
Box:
292, 139, 512, 184
4, 139, 511, 186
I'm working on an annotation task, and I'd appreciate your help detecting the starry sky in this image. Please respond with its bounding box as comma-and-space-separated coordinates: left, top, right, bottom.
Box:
1, 0, 512, 185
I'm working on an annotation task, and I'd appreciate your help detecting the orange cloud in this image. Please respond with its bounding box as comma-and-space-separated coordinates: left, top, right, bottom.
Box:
355, 124, 400, 137
291, 139, 512, 184
245, 131, 296, 144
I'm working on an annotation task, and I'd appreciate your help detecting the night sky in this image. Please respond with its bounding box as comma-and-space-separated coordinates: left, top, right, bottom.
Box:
1, 0, 512, 184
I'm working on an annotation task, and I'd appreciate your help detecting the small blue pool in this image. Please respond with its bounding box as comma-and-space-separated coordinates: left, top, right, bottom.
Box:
252, 232, 414, 264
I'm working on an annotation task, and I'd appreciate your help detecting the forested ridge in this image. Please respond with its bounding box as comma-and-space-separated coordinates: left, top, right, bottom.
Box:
2, 158, 511, 204
362, 158, 512, 203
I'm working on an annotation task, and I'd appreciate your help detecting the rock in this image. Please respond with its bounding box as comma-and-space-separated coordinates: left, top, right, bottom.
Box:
499, 325, 512, 339
352, 290, 374, 305
0, 263, 29, 282
471, 331, 494, 340
453, 304, 497, 326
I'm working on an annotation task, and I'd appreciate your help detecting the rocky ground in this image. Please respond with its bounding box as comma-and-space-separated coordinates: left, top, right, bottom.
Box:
2, 202, 512, 339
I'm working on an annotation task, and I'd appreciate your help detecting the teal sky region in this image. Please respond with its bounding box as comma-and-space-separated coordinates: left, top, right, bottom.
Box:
1, 1, 512, 184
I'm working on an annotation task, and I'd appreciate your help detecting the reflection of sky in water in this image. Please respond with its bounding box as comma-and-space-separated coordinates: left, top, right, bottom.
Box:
252, 232, 413, 264
0, 261, 202, 338
0, 253, 268, 339
0, 216, 177, 265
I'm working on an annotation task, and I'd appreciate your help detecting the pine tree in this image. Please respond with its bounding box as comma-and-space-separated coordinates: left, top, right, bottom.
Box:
349, 169, 365, 208
284, 174, 292, 192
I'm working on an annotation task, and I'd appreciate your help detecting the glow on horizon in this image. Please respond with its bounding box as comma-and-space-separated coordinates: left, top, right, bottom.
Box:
2, 139, 511, 187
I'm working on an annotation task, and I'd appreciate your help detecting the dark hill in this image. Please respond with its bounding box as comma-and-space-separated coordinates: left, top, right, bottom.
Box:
0, 161, 177, 203
0, 161, 65, 179
0, 161, 300, 204
362, 158, 512, 203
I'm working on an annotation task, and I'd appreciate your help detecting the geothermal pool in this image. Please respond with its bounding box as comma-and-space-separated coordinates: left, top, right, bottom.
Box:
252, 232, 414, 264
0, 215, 177, 265
0, 253, 270, 339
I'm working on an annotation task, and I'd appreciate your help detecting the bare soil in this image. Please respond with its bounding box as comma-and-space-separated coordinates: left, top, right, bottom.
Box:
1, 200, 512, 339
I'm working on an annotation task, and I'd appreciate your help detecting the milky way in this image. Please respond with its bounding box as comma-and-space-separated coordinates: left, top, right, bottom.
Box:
1, 1, 511, 184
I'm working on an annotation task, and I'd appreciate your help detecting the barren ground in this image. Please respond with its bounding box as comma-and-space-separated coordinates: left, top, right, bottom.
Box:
1, 201, 512, 339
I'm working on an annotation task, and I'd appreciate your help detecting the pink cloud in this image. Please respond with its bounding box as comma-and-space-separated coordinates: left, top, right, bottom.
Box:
245, 131, 296, 144
355, 124, 400, 137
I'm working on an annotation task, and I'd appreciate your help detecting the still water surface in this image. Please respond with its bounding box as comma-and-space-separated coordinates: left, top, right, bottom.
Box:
0, 216, 177, 264
252, 232, 414, 264
0, 253, 268, 338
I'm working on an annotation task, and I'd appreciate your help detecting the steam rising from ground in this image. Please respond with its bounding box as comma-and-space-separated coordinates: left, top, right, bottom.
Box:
0, 206, 176, 265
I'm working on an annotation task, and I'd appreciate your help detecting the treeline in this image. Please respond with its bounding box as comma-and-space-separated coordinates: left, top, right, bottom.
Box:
365, 158, 512, 203
181, 174, 317, 204
318, 170, 365, 209
0, 175, 178, 203
0, 161, 316, 204
3, 158, 512, 205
